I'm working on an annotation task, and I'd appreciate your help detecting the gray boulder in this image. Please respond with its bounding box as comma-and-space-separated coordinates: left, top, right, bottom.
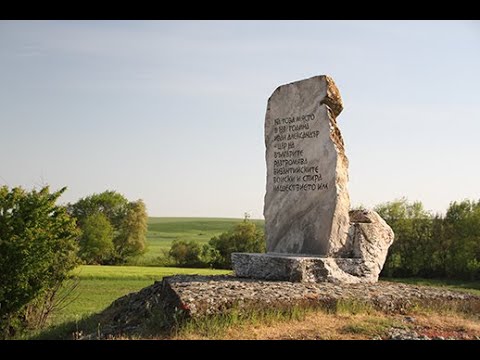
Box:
347, 209, 395, 280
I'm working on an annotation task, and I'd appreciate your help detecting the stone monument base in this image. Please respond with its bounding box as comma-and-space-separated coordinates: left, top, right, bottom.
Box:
231, 253, 378, 284
82, 274, 479, 339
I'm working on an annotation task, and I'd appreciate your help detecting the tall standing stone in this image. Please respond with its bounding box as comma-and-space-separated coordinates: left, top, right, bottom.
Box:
264, 75, 350, 256
232, 74, 394, 284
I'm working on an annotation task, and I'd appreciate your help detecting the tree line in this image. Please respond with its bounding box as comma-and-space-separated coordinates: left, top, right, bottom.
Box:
166, 198, 480, 281
377, 198, 480, 280
165, 198, 480, 282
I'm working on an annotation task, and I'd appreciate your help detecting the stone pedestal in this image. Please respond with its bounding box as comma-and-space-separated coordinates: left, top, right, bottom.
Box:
232, 209, 394, 284
231, 253, 377, 284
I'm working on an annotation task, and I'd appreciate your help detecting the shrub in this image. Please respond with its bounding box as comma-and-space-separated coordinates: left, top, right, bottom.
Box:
208, 220, 265, 269
0, 186, 80, 338
169, 239, 204, 267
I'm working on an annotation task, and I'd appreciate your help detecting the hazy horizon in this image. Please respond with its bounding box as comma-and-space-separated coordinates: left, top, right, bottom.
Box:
1, 20, 480, 218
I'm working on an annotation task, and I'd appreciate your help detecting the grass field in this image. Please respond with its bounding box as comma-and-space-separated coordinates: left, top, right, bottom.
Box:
139, 217, 264, 265
48, 217, 259, 326
50, 265, 230, 327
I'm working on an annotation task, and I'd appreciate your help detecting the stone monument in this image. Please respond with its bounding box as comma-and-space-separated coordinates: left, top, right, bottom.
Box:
232, 75, 394, 283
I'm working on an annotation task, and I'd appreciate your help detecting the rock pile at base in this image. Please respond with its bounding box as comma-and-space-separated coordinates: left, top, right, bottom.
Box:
233, 209, 394, 284
90, 275, 480, 338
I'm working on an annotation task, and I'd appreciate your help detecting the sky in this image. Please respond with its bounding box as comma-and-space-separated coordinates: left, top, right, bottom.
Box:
1, 20, 480, 218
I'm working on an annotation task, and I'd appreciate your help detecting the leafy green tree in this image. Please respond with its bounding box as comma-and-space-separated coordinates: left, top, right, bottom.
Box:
0, 186, 80, 338
375, 197, 480, 280
68, 191, 148, 264
208, 220, 265, 269
169, 239, 203, 267
114, 200, 147, 259
78, 212, 114, 264
443, 200, 480, 279
375, 198, 433, 277
68, 190, 128, 229
430, 214, 448, 277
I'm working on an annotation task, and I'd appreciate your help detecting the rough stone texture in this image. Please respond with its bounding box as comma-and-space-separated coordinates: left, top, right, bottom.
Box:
91, 275, 480, 338
347, 209, 395, 279
386, 328, 431, 340
232, 253, 374, 284
264, 75, 350, 256
232, 209, 394, 283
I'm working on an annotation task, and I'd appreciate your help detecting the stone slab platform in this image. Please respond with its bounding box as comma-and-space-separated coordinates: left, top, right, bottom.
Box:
93, 275, 480, 338
231, 252, 375, 284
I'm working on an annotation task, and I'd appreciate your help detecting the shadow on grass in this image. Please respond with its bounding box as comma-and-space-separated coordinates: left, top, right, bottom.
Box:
30, 314, 101, 340
30, 299, 368, 340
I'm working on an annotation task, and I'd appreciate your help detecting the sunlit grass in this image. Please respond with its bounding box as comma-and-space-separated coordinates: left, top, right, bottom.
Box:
51, 265, 231, 326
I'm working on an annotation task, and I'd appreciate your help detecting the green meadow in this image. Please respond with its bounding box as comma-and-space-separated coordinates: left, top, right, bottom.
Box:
48, 217, 259, 326
139, 217, 265, 265
51, 265, 231, 327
